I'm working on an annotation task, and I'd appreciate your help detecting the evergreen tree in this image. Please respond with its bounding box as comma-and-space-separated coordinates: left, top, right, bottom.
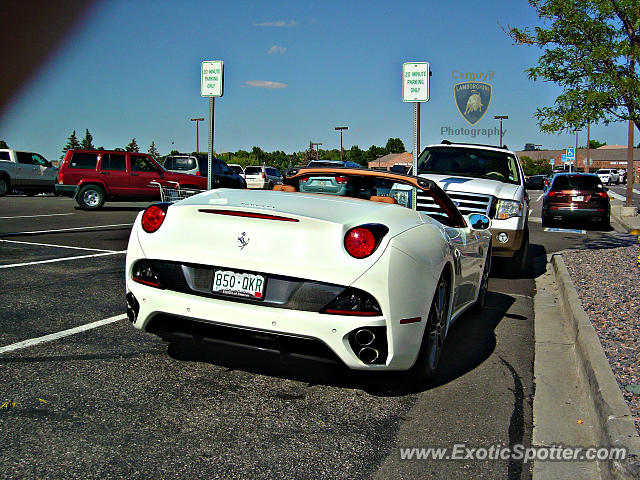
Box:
61, 130, 81, 159
346, 145, 366, 166
126, 138, 139, 152
81, 129, 94, 150
385, 138, 406, 154
148, 141, 160, 159
0, 140, 8, 149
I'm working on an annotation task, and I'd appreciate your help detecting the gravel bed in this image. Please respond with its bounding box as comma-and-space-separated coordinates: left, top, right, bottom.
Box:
563, 244, 640, 434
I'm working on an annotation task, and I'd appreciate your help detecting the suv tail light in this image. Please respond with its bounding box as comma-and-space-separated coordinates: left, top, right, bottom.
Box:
335, 176, 348, 184
196, 171, 201, 176
299, 176, 309, 183
58, 170, 63, 183
595, 191, 608, 198
261, 172, 266, 179
344, 224, 389, 259
141, 204, 168, 233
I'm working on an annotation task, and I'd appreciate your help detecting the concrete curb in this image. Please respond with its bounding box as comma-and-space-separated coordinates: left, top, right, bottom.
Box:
610, 198, 640, 233
551, 255, 640, 479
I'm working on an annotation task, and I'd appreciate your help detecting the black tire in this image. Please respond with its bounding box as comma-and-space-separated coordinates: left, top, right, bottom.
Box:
76, 184, 106, 210
473, 244, 491, 312
0, 176, 9, 196
268, 182, 274, 190
405, 274, 450, 384
510, 226, 530, 276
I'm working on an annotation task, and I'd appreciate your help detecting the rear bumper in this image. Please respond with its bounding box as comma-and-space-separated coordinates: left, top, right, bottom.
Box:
544, 207, 609, 222
54, 184, 78, 198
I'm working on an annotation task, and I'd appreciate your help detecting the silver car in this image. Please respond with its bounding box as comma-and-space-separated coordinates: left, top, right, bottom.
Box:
244, 165, 283, 189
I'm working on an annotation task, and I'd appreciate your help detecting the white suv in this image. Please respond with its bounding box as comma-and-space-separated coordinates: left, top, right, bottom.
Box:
244, 165, 283, 189
414, 141, 529, 270
595, 168, 620, 185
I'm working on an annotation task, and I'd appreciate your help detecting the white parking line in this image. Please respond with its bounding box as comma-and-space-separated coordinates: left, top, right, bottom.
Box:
0, 250, 126, 269
0, 314, 126, 354
0, 223, 133, 236
536, 194, 544, 202
0, 213, 74, 220
1, 239, 116, 253
608, 191, 626, 201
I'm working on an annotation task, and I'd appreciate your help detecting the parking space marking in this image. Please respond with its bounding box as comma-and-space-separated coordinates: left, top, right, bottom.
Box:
0, 251, 126, 269
1, 239, 116, 253
0, 213, 75, 220
0, 314, 126, 354
608, 191, 626, 202
536, 194, 544, 202
0, 223, 133, 236
543, 227, 586, 234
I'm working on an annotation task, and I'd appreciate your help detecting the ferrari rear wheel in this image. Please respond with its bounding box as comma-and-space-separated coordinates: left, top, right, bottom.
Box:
473, 245, 491, 312
407, 274, 450, 384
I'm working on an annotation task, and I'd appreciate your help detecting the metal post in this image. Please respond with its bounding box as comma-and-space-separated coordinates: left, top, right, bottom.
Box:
191, 117, 204, 154
207, 98, 214, 190
494, 115, 508, 147
334, 127, 348, 162
627, 119, 634, 207
411, 102, 420, 210
586, 124, 590, 173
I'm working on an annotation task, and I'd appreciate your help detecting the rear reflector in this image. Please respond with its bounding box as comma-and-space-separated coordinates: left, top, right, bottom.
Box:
399, 317, 421, 324
198, 209, 299, 222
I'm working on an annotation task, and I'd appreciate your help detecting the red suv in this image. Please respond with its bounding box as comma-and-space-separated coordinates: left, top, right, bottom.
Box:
56, 150, 209, 209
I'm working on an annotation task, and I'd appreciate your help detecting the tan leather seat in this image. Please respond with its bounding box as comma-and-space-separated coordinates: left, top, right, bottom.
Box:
273, 184, 297, 192
370, 195, 397, 204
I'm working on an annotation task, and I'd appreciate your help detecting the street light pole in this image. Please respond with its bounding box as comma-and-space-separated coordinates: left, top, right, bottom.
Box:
574, 129, 579, 173
335, 126, 348, 162
311, 142, 323, 160
494, 115, 508, 147
190, 117, 205, 154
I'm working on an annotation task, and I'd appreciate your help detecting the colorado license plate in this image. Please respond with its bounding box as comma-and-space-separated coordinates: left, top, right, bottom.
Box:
572, 195, 584, 202
213, 270, 265, 299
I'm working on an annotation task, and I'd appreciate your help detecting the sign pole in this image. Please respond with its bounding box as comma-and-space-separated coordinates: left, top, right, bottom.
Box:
412, 102, 419, 209
207, 97, 214, 190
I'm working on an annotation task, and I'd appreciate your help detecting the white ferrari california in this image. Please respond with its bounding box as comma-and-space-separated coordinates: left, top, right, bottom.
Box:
125, 167, 492, 382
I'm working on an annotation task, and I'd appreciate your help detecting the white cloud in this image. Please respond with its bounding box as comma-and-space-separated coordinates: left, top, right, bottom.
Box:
267, 45, 287, 55
254, 20, 297, 27
244, 80, 288, 89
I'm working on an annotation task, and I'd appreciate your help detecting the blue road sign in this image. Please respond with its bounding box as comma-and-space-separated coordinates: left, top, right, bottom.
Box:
566, 147, 575, 159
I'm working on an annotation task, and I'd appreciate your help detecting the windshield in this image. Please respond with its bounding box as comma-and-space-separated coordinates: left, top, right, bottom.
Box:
417, 147, 521, 185
551, 175, 604, 190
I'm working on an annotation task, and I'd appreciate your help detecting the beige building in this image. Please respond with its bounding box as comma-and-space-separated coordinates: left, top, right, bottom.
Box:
367, 152, 413, 170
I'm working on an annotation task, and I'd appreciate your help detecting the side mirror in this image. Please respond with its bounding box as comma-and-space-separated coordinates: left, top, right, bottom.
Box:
466, 213, 491, 231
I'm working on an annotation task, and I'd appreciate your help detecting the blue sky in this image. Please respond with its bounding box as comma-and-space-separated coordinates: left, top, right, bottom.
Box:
0, 0, 634, 161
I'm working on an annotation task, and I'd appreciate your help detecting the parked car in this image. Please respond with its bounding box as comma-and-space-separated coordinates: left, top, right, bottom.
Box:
55, 150, 209, 209
525, 174, 546, 190
541, 173, 610, 229
162, 155, 245, 188
0, 149, 58, 196
618, 169, 627, 184
414, 141, 529, 271
125, 167, 491, 383
595, 168, 620, 185
227, 164, 244, 178
244, 165, 283, 189
300, 160, 365, 196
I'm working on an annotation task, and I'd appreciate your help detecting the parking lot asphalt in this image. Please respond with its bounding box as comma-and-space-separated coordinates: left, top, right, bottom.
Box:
0, 192, 628, 479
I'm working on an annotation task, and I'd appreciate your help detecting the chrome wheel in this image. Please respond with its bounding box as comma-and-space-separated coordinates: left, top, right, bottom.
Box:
425, 278, 449, 373
83, 189, 101, 207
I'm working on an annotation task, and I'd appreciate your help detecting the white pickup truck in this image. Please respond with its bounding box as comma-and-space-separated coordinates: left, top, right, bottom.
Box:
0, 149, 58, 196
395, 141, 530, 273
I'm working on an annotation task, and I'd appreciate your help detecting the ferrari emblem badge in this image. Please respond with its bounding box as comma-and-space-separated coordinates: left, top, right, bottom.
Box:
237, 232, 250, 250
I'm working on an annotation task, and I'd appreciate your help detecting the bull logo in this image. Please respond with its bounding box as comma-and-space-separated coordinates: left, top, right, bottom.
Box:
453, 82, 492, 125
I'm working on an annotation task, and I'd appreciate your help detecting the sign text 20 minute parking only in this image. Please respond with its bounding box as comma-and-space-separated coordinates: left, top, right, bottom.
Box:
201, 61, 224, 97
402, 62, 430, 102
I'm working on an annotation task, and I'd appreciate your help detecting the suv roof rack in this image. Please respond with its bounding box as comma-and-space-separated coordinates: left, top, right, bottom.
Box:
440, 140, 509, 150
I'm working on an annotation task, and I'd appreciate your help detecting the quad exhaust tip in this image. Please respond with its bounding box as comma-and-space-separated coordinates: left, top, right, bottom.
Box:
358, 347, 379, 364
354, 328, 375, 346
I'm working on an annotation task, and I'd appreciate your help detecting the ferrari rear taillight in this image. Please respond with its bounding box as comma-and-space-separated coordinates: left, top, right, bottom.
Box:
335, 176, 348, 184
321, 288, 381, 316
345, 227, 376, 258
344, 224, 389, 259
141, 205, 167, 233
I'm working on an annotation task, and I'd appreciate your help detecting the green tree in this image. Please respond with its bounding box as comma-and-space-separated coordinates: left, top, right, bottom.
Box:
148, 141, 160, 159
365, 145, 387, 165
81, 129, 94, 150
508, 0, 640, 133
385, 137, 406, 154
521, 155, 553, 175
0, 140, 8, 149
589, 139, 606, 149
61, 130, 81, 158
126, 138, 139, 152
346, 145, 366, 166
